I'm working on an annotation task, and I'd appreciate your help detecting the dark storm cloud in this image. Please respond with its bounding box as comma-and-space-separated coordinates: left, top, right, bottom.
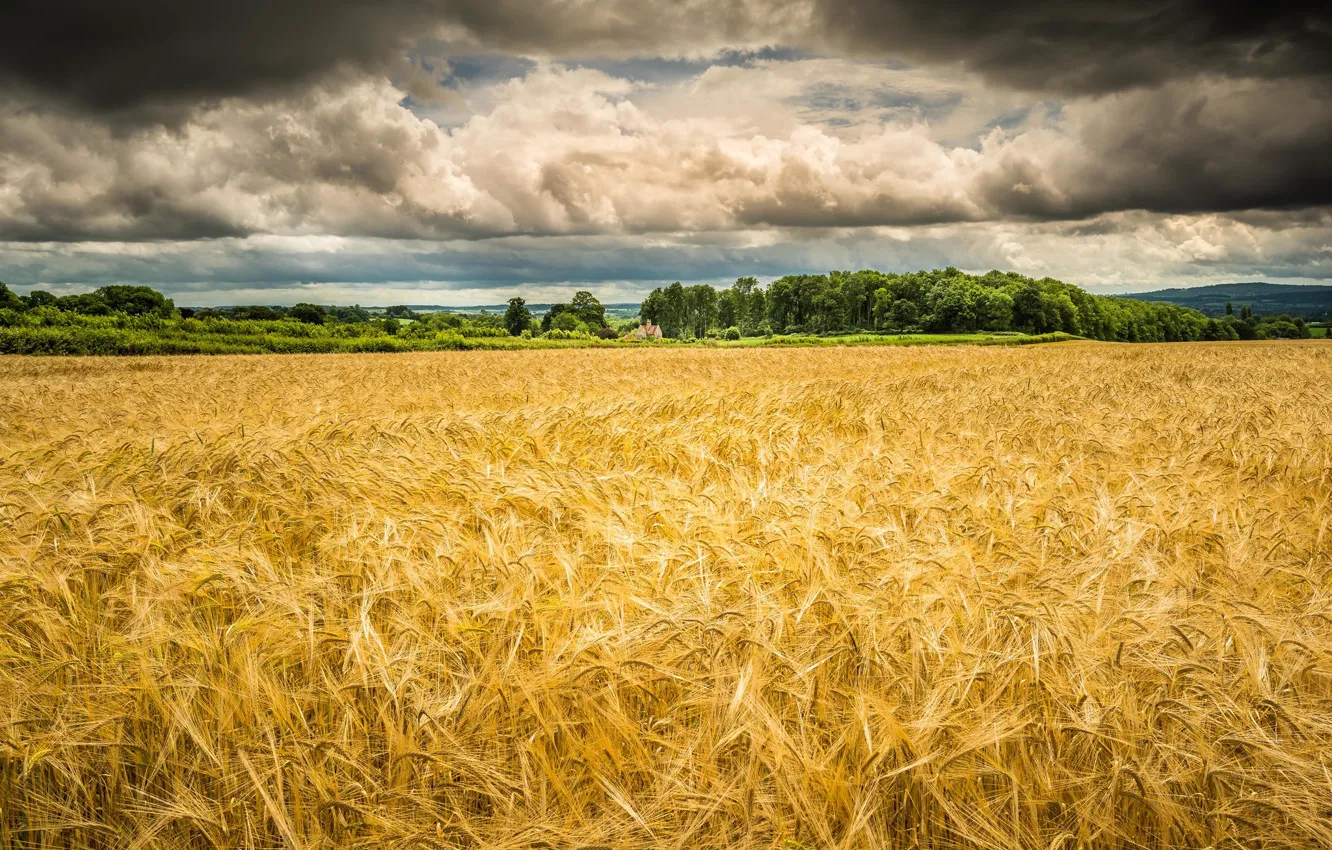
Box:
974, 78, 1332, 219
5, 1, 1329, 114
1, 1, 437, 114
811, 1, 1332, 94
0, 1, 789, 114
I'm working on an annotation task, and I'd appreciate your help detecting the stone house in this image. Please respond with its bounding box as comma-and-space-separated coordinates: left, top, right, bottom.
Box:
627, 323, 663, 340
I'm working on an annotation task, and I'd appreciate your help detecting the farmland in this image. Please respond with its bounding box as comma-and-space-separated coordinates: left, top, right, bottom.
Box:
3, 342, 1332, 849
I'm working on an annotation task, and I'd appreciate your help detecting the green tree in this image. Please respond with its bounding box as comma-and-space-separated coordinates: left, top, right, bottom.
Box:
541, 303, 569, 333
94, 285, 176, 317
745, 288, 766, 334
504, 297, 532, 337
289, 303, 328, 324
784, 274, 829, 329
662, 282, 687, 338
21, 291, 61, 311
872, 287, 893, 330
640, 290, 666, 327
0, 283, 21, 310
890, 298, 919, 330
731, 276, 759, 329
329, 305, 371, 323
551, 311, 579, 332
811, 281, 844, 333
765, 278, 794, 333
685, 284, 717, 338
56, 293, 112, 315
231, 305, 283, 320
21, 290, 58, 310
1050, 291, 1080, 334
838, 271, 883, 329
978, 289, 1014, 331
717, 289, 739, 330
569, 291, 607, 328
929, 278, 983, 332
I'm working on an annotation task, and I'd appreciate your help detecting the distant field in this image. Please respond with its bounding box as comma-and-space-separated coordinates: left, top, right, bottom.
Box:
3, 343, 1332, 849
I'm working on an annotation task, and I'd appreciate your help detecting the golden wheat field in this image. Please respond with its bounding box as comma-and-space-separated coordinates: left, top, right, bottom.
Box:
3, 342, 1332, 850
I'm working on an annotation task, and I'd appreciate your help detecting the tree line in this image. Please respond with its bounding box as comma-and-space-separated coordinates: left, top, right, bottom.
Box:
638, 269, 1313, 342
1221, 302, 1315, 340
0, 272, 1320, 352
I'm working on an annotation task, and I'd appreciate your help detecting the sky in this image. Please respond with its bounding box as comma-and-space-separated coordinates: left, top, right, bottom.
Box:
2, 1, 1330, 306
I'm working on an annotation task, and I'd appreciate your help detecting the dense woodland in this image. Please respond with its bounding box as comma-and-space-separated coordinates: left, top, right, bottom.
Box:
0, 269, 1319, 355
639, 269, 1317, 342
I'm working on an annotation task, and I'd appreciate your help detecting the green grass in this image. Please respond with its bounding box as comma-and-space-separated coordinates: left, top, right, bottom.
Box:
0, 325, 627, 356
0, 321, 1080, 356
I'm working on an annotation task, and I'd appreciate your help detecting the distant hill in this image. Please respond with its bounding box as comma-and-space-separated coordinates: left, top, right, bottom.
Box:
1122, 282, 1332, 319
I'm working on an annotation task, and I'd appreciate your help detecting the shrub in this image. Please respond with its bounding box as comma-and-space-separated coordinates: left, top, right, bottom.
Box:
459, 324, 509, 338
724, 326, 741, 340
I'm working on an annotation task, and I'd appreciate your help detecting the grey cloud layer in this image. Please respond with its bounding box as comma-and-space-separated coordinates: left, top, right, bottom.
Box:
5, 209, 1329, 303
3, 68, 1329, 242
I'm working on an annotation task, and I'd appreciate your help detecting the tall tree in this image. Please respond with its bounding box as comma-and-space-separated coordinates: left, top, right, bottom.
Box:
570, 291, 607, 328
504, 297, 532, 337
685, 284, 717, 338
0, 282, 21, 310
746, 288, 767, 333
731, 276, 758, 329
640, 289, 667, 328
717, 289, 739, 330
662, 282, 687, 338
765, 278, 794, 333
